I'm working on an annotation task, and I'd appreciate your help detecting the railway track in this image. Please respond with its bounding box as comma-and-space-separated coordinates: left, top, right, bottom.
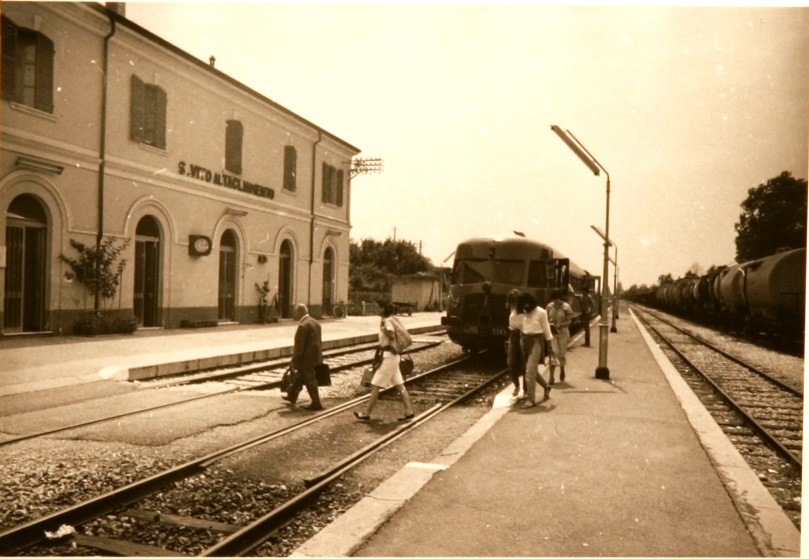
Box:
633, 306, 802, 529
0, 336, 446, 449
1, 354, 506, 556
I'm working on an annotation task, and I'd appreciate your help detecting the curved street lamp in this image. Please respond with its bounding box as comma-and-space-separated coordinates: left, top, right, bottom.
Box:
590, 225, 619, 333
552, 125, 611, 380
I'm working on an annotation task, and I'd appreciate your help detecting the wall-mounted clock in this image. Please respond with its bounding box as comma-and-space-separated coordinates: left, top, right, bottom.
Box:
189, 235, 212, 256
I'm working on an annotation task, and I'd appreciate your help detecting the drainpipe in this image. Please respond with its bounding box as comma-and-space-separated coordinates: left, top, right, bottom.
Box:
308, 131, 322, 310
95, 11, 116, 311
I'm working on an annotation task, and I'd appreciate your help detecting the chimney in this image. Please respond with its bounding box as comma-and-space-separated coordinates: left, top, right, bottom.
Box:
106, 2, 126, 17
209, 56, 216, 68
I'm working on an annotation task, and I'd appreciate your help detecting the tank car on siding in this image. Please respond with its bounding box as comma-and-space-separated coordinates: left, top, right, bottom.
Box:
742, 248, 805, 336
441, 236, 599, 352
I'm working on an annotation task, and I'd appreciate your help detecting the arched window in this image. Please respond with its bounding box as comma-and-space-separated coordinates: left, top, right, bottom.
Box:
134, 216, 161, 327
4, 194, 48, 332
278, 240, 294, 319
323, 247, 335, 314
218, 230, 238, 321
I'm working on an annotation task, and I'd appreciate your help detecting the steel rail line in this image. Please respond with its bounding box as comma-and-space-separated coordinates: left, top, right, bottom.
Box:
633, 306, 802, 397
636, 310, 802, 471
0, 339, 445, 448
0, 354, 473, 555
200, 367, 508, 556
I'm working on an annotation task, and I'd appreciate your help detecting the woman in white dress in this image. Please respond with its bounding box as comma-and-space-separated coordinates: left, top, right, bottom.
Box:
354, 302, 415, 421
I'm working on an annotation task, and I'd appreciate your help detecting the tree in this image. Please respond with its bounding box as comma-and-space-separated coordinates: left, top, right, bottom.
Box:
60, 237, 130, 309
735, 171, 807, 262
349, 237, 433, 300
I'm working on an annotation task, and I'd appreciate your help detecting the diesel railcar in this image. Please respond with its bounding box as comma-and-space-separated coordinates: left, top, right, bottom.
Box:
441, 236, 600, 352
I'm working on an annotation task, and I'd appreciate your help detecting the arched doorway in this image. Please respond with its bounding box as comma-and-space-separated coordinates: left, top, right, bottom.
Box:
322, 247, 335, 315
278, 240, 294, 319
218, 230, 238, 322
4, 194, 48, 332
134, 216, 161, 327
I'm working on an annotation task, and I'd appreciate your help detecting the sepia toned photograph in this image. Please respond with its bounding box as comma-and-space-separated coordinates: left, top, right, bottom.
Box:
0, 1, 805, 556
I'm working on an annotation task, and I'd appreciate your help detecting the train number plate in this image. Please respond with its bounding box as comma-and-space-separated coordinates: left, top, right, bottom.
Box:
461, 326, 508, 336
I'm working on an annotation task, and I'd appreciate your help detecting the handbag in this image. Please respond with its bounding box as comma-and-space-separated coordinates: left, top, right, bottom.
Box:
280, 368, 295, 393
360, 366, 375, 388
399, 352, 415, 377
315, 363, 331, 386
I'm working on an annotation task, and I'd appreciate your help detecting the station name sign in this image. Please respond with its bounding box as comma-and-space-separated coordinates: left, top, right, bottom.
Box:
179, 161, 275, 200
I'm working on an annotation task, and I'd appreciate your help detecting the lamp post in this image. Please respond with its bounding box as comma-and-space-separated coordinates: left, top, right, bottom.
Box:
552, 125, 611, 380
590, 225, 618, 333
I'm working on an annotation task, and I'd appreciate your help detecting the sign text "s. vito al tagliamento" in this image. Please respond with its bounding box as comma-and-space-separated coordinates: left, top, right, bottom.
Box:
179, 161, 275, 200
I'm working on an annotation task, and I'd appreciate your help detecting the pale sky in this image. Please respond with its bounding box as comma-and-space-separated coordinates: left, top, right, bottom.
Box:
126, 2, 808, 288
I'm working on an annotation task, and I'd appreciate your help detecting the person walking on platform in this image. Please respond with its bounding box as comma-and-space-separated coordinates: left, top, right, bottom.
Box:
517, 292, 555, 408
506, 289, 526, 398
283, 304, 324, 410
580, 285, 595, 347
354, 302, 415, 422
546, 289, 574, 384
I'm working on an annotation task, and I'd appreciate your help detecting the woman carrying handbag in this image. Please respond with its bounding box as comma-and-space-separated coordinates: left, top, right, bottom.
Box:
354, 302, 415, 422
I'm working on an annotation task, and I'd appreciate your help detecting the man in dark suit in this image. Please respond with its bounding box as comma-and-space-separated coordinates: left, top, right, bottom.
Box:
284, 304, 324, 410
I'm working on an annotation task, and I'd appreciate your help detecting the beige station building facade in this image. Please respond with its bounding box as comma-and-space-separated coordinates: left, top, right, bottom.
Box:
1, 2, 360, 336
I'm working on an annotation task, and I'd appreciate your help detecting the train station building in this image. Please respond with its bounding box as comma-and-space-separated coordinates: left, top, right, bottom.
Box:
1, 2, 360, 336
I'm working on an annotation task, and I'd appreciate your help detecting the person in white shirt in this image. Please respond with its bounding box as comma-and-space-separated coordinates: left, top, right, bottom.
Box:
354, 302, 415, 422
517, 292, 555, 407
546, 289, 575, 384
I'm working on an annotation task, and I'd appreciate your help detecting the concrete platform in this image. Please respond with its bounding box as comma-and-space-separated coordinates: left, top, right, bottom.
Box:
0, 313, 444, 397
292, 309, 801, 557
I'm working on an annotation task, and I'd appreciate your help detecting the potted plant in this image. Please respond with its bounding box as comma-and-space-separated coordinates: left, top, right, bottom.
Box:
255, 280, 279, 323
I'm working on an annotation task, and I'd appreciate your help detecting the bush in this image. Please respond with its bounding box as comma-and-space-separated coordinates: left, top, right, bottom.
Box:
73, 312, 138, 336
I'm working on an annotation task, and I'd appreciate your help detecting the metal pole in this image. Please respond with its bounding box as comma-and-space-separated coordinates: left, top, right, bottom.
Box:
566, 130, 610, 380
611, 245, 618, 332
596, 174, 611, 379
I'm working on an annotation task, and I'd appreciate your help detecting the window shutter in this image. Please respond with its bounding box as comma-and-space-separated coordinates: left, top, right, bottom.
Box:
322, 162, 331, 203
154, 85, 167, 149
34, 33, 54, 113
284, 146, 297, 191
225, 120, 243, 174
143, 84, 157, 144
130, 74, 145, 142
336, 170, 344, 207
1, 16, 18, 101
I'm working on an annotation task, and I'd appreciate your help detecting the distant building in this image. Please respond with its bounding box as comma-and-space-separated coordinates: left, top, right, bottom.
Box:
1, 2, 360, 335
391, 271, 446, 312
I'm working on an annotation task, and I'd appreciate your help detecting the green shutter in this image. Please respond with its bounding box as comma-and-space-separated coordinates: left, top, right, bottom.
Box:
130, 74, 145, 142
154, 86, 167, 149
336, 169, 344, 207
34, 33, 54, 113
1, 15, 18, 101
322, 162, 330, 203
225, 120, 243, 174
284, 146, 297, 191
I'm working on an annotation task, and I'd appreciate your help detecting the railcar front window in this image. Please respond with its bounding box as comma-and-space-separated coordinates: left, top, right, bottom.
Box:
458, 259, 488, 284
492, 259, 524, 285
527, 260, 549, 287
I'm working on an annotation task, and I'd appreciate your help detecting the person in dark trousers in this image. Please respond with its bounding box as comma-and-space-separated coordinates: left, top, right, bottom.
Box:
580, 286, 595, 347
283, 303, 324, 410
506, 289, 525, 398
